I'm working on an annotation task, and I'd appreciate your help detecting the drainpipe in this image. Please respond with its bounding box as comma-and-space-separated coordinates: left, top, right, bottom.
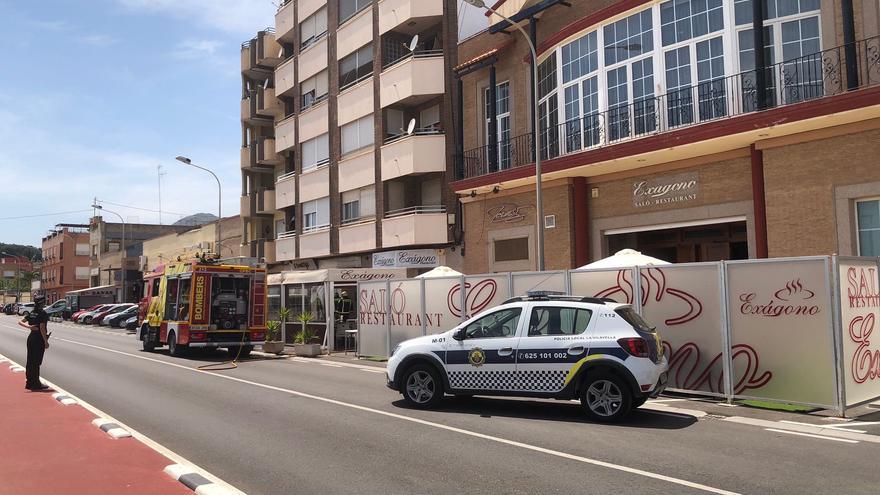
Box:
752, 0, 768, 110
841, 0, 859, 90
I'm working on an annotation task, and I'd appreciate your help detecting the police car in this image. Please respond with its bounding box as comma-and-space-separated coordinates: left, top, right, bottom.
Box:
386, 292, 668, 422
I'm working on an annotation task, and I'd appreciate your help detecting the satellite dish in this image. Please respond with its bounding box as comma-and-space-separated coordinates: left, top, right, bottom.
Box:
405, 119, 416, 135
407, 34, 419, 52
278, 48, 284, 58
263, 78, 270, 88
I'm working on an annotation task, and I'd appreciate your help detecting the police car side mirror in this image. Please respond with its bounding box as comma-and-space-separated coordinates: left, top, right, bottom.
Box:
452, 328, 466, 341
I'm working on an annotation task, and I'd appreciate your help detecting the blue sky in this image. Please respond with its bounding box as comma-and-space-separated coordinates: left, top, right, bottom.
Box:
0, 0, 277, 246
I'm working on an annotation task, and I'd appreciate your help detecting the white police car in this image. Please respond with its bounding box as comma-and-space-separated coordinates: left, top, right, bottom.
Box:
386, 292, 668, 422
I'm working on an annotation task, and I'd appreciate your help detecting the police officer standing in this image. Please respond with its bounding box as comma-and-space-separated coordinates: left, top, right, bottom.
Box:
17, 295, 50, 391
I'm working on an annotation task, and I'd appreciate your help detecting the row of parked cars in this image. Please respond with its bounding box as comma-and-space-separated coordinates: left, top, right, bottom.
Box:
3, 300, 66, 317
71, 303, 139, 330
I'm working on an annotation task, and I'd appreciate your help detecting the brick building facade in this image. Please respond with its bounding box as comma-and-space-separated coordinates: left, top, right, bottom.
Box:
40, 225, 91, 303
454, 0, 880, 274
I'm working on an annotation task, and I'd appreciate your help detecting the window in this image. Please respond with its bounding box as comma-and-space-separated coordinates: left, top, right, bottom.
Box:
695, 36, 727, 120
779, 16, 822, 103
537, 56, 557, 100
302, 197, 330, 231
603, 10, 653, 66
341, 115, 374, 155
857, 200, 880, 256
420, 104, 440, 130
301, 71, 328, 109
75, 243, 89, 256
75, 266, 89, 280
339, 43, 373, 89
339, 0, 371, 24
342, 186, 375, 223
484, 81, 511, 169
660, 0, 724, 46
60, 242, 64, 260
527, 307, 593, 336
300, 6, 327, 49
302, 134, 329, 171
59, 270, 64, 284
562, 31, 598, 83
737, 26, 777, 111
494, 237, 529, 262
164, 279, 179, 321
734, 0, 820, 26
463, 308, 522, 339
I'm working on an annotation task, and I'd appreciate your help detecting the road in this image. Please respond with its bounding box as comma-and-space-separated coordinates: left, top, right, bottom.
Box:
0, 315, 877, 495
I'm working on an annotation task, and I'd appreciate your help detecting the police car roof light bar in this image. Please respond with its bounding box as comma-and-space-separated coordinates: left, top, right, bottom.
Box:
502, 293, 617, 305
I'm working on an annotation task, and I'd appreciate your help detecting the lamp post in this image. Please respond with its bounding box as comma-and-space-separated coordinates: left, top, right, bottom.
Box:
463, 0, 545, 270
91, 204, 126, 303
0, 251, 22, 301
176, 156, 222, 258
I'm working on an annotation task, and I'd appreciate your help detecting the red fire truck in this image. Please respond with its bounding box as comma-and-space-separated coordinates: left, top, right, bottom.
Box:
137, 259, 267, 358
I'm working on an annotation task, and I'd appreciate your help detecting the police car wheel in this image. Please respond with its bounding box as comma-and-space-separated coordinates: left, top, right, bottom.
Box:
580, 373, 632, 422
402, 364, 444, 408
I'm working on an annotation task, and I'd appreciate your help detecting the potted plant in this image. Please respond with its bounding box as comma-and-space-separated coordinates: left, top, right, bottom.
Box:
262, 307, 289, 355
294, 311, 322, 357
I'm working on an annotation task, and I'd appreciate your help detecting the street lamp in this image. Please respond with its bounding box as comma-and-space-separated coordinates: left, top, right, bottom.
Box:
176, 156, 222, 258
0, 251, 22, 301
91, 204, 126, 302
464, 0, 545, 271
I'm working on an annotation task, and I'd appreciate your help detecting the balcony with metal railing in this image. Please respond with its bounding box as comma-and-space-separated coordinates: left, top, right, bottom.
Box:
457, 36, 880, 182
380, 49, 445, 108
381, 128, 446, 181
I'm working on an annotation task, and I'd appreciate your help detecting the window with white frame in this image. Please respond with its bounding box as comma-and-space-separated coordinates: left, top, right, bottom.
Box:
341, 186, 376, 223
604, 9, 656, 142
660, 0, 724, 46
603, 9, 653, 66
857, 199, 880, 256
302, 197, 330, 231
302, 134, 329, 171
537, 56, 559, 159
339, 0, 370, 24
75, 243, 89, 256
341, 115, 374, 155
300, 6, 327, 49
301, 70, 328, 109
339, 43, 373, 89
734, 0, 821, 108
484, 81, 511, 169
561, 31, 600, 152
75, 266, 90, 280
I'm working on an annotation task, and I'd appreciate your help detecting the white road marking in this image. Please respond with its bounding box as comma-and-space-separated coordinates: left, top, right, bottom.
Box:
780, 420, 867, 433
320, 363, 343, 368
646, 398, 686, 403
49, 336, 739, 495
639, 402, 708, 418
725, 416, 880, 444
359, 368, 385, 374
764, 428, 859, 444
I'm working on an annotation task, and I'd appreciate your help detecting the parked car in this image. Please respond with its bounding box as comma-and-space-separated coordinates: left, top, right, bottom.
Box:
71, 304, 104, 323
17, 303, 35, 316
75, 304, 115, 324
93, 304, 135, 325
44, 300, 67, 316
386, 292, 669, 422
124, 316, 139, 331
104, 306, 138, 327
2, 303, 15, 315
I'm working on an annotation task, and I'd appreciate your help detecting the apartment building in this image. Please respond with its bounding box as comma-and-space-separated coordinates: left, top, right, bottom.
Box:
240, 0, 485, 273
40, 224, 90, 303
453, 0, 880, 273
139, 215, 243, 273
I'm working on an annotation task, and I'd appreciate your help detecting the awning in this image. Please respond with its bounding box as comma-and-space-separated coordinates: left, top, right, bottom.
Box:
65, 285, 115, 295
271, 268, 409, 285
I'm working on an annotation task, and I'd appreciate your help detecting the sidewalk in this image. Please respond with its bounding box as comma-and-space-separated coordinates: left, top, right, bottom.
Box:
0, 359, 191, 495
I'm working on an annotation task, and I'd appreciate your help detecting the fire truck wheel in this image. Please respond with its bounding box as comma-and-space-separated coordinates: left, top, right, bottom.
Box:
142, 339, 156, 352
168, 331, 188, 357
226, 345, 253, 360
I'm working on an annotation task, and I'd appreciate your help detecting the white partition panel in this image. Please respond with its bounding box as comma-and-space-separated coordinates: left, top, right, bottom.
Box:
387, 280, 424, 349
462, 275, 511, 320
727, 258, 837, 407
837, 257, 880, 407
423, 276, 462, 335
569, 268, 637, 303
640, 264, 726, 394
357, 281, 390, 357
512, 271, 566, 296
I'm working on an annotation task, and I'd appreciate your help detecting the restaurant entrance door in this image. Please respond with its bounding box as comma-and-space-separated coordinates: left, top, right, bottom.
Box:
606, 220, 748, 263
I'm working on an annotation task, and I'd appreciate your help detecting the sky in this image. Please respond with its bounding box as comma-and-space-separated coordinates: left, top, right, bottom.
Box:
0, 0, 279, 247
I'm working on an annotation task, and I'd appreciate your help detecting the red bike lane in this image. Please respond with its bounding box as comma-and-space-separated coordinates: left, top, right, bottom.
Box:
0, 363, 192, 495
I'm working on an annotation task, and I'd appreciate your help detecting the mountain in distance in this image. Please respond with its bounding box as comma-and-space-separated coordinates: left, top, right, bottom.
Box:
173, 213, 218, 227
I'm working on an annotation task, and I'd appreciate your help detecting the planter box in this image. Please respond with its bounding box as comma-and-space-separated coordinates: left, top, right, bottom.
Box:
262, 341, 286, 354
294, 343, 322, 357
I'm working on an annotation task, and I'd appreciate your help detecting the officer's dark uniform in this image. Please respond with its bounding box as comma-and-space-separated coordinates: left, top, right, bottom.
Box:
24, 304, 49, 390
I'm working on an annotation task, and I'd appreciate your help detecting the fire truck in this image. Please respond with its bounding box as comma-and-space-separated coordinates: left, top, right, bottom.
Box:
137, 258, 267, 358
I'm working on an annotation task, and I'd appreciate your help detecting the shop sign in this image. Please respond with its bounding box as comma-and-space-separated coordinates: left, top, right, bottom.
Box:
372, 250, 439, 269
633, 172, 699, 208
487, 203, 534, 223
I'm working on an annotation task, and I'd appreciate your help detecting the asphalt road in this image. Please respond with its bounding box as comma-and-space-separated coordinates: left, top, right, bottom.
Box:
1, 315, 877, 495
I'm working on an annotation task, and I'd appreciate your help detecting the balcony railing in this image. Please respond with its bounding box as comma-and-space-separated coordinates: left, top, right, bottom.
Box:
457, 35, 880, 180
383, 49, 443, 70
385, 205, 446, 218
383, 127, 442, 144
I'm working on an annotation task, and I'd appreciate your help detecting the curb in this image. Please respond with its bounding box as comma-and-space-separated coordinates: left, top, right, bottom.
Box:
51, 392, 78, 406
9, 365, 24, 373
91, 418, 132, 439
165, 464, 238, 495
